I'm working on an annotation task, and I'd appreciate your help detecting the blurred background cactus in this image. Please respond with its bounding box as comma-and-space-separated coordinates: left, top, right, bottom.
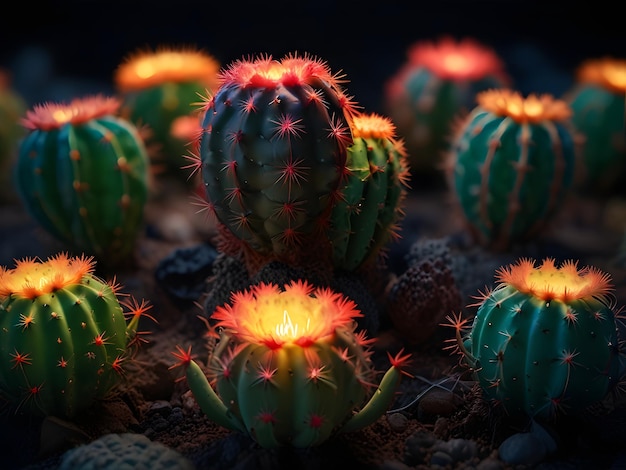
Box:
446, 258, 624, 421
563, 57, 626, 195
114, 45, 220, 189
15, 95, 149, 269
0, 253, 150, 418
383, 36, 510, 185
447, 89, 578, 251
174, 280, 409, 448
0, 70, 26, 202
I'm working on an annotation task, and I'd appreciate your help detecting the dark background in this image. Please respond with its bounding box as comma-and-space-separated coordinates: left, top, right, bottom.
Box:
2, 1, 625, 115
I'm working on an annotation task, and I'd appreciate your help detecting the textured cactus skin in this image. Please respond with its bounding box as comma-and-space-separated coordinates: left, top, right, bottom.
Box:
385, 37, 510, 173
450, 258, 622, 420
0, 255, 143, 418
449, 90, 577, 250
177, 281, 408, 448
16, 96, 149, 268
328, 113, 409, 271
199, 53, 356, 270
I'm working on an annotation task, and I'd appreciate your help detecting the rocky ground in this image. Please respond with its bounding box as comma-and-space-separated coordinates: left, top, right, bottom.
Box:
2, 175, 626, 470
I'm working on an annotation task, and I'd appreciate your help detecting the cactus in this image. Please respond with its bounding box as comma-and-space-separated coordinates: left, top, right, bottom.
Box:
172, 280, 410, 448
564, 57, 626, 193
445, 258, 624, 420
0, 253, 151, 418
114, 45, 220, 183
448, 89, 577, 250
0, 70, 26, 200
329, 113, 410, 271
384, 36, 510, 175
15, 95, 150, 268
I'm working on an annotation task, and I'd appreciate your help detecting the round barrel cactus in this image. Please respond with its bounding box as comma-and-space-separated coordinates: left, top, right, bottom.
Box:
446, 258, 623, 420
384, 36, 510, 175
15, 95, 149, 268
448, 89, 577, 250
564, 57, 626, 194
0, 253, 150, 418
198, 53, 358, 272
172, 280, 410, 448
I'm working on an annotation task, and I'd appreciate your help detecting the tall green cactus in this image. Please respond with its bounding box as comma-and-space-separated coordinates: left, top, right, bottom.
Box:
114, 46, 220, 183
329, 113, 410, 270
0, 253, 150, 418
564, 57, 626, 194
0, 70, 26, 201
172, 280, 410, 448
16, 95, 149, 268
448, 89, 577, 250
445, 258, 623, 420
384, 36, 510, 175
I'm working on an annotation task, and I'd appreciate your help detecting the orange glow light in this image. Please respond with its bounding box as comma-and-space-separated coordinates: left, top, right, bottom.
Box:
476, 89, 571, 124
210, 280, 362, 349
577, 57, 626, 94
495, 258, 613, 303
0, 253, 95, 299
21, 95, 120, 131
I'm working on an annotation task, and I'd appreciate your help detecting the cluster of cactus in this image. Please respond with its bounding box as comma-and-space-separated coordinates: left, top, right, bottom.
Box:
384, 36, 510, 175
0, 253, 151, 418
197, 52, 409, 275
445, 257, 624, 420
173, 280, 409, 448
564, 57, 626, 194
114, 45, 220, 183
447, 89, 578, 250
15, 95, 150, 268
0, 70, 26, 200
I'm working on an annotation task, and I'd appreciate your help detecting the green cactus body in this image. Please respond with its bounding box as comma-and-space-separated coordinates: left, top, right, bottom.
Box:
453, 258, 621, 420
0, 254, 145, 418
449, 89, 577, 250
329, 113, 409, 270
565, 58, 626, 193
385, 37, 510, 173
198, 53, 358, 270
115, 47, 220, 181
16, 96, 149, 268
176, 281, 409, 448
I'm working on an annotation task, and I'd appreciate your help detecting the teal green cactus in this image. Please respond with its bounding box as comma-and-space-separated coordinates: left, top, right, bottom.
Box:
0, 70, 26, 200
0, 253, 151, 418
15, 95, 149, 268
448, 89, 577, 250
171, 280, 410, 448
114, 46, 220, 183
384, 36, 510, 175
564, 57, 626, 193
445, 258, 623, 420
329, 113, 410, 271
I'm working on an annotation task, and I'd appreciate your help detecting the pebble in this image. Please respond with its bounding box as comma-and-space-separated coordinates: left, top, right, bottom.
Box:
387, 412, 409, 432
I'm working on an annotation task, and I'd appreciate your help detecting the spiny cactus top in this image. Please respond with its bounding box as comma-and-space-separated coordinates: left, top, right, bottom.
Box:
0, 253, 151, 418
16, 95, 149, 268
446, 258, 623, 420
198, 52, 358, 272
174, 280, 410, 448
449, 89, 577, 250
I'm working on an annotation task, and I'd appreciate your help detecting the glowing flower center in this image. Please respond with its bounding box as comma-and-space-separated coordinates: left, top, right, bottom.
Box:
477, 89, 571, 124
0, 253, 95, 299
442, 52, 470, 74
351, 113, 396, 139
577, 58, 626, 93
21, 95, 120, 131
211, 281, 361, 348
496, 258, 612, 302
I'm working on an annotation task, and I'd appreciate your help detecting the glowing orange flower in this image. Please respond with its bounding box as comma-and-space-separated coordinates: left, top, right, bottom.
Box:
211, 280, 362, 349
407, 36, 507, 81
351, 113, 397, 139
495, 257, 613, 303
0, 253, 95, 299
21, 95, 120, 131
576, 57, 626, 94
476, 89, 572, 124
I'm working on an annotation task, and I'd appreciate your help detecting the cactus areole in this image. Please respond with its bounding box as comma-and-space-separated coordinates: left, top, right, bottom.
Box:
452, 258, 622, 420
0, 253, 146, 418
198, 53, 358, 268
176, 280, 409, 448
